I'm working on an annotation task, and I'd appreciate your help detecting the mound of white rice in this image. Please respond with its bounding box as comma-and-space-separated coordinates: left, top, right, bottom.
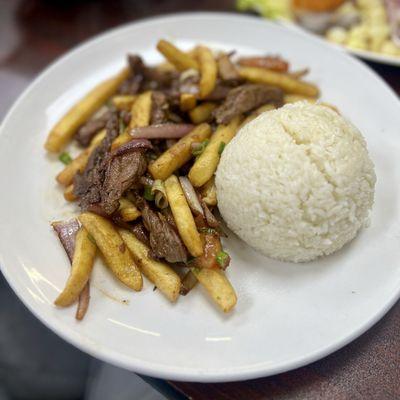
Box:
216, 102, 376, 262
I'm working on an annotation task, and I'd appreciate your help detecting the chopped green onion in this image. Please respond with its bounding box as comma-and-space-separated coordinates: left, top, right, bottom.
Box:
87, 233, 96, 245
192, 139, 209, 156
216, 250, 230, 268
147, 152, 158, 160
144, 185, 155, 201
218, 141, 226, 155
59, 152, 72, 165
199, 227, 217, 234
119, 118, 126, 135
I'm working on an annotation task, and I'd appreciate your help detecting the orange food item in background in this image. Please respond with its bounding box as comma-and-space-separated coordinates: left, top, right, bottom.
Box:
293, 0, 345, 12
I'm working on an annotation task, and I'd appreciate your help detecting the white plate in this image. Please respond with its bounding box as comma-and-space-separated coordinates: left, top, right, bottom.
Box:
1, 13, 400, 383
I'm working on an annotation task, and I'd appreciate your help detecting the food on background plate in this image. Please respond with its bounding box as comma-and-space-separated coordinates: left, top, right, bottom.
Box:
237, 0, 400, 58
46, 38, 365, 319
216, 102, 376, 262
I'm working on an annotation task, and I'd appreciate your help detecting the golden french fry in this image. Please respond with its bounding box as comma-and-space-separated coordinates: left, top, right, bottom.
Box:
284, 94, 317, 104
148, 123, 211, 180
64, 184, 77, 202
180, 93, 197, 112
156, 61, 176, 72
55, 227, 96, 307
165, 175, 203, 257
112, 91, 152, 150
200, 176, 217, 206
56, 129, 106, 186
112, 95, 137, 111
76, 283, 90, 321
157, 39, 199, 71
180, 270, 198, 295
239, 66, 319, 97
189, 117, 241, 187
78, 212, 142, 291
119, 229, 181, 302
191, 267, 237, 313
189, 102, 217, 124
197, 46, 218, 99
45, 67, 130, 153
118, 198, 141, 222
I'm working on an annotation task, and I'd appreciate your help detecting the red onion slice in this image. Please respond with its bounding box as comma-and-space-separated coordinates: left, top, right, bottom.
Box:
52, 219, 80, 262
130, 124, 194, 139
201, 200, 220, 229
179, 176, 204, 217
52, 219, 90, 320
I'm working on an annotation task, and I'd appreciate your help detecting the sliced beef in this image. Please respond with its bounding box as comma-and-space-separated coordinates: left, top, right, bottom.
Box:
74, 112, 119, 209
204, 84, 231, 101
141, 202, 188, 263
214, 84, 284, 124
100, 151, 147, 215
151, 91, 169, 125
76, 109, 111, 147
119, 55, 146, 95
130, 221, 150, 247
217, 53, 240, 82
74, 112, 148, 215
143, 69, 179, 91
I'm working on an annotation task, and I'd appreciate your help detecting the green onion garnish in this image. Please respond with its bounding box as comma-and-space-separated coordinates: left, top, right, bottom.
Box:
218, 141, 226, 155
192, 139, 209, 156
144, 185, 155, 201
216, 250, 230, 268
199, 227, 217, 234
119, 118, 126, 135
59, 152, 72, 165
87, 233, 96, 245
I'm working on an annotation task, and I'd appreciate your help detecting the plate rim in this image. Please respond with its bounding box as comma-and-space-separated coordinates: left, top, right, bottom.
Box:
1, 11, 400, 382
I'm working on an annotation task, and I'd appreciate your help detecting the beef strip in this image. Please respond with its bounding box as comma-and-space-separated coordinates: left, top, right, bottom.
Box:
130, 221, 150, 247
74, 111, 148, 215
140, 202, 188, 263
74, 112, 119, 209
76, 109, 111, 147
217, 53, 240, 82
118, 55, 146, 95
213, 84, 284, 124
101, 151, 147, 215
151, 91, 169, 125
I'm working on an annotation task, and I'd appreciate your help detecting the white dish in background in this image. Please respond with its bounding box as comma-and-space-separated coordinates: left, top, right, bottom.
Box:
1, 13, 400, 382
279, 19, 400, 67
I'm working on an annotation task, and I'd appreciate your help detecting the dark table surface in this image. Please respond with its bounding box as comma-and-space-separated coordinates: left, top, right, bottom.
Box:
1, 1, 400, 399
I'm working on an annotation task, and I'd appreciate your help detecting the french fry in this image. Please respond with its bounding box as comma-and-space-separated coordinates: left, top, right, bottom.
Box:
64, 184, 77, 202
118, 198, 141, 222
189, 117, 241, 187
157, 40, 199, 71
189, 103, 217, 124
75, 283, 90, 321
200, 176, 217, 206
180, 270, 198, 295
197, 46, 218, 99
111, 95, 137, 111
164, 175, 203, 257
56, 129, 106, 186
288, 68, 310, 79
180, 93, 197, 112
156, 61, 176, 73
239, 66, 319, 97
191, 267, 237, 313
284, 94, 316, 104
78, 212, 142, 291
45, 67, 130, 153
55, 227, 96, 307
119, 229, 181, 302
148, 123, 211, 180
112, 91, 152, 150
